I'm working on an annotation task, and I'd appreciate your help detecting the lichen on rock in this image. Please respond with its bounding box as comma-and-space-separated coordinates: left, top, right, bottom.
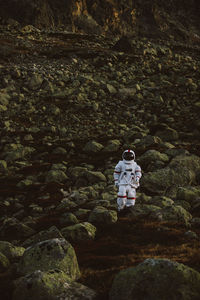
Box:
17, 238, 81, 280
109, 258, 200, 300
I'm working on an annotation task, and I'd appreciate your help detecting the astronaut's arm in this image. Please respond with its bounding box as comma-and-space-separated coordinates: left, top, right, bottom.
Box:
113, 163, 121, 186
135, 165, 142, 182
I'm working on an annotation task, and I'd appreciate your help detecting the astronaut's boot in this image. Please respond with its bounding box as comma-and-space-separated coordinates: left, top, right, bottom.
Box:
117, 197, 126, 211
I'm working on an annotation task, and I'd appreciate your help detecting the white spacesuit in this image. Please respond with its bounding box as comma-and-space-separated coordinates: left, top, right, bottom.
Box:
114, 149, 142, 211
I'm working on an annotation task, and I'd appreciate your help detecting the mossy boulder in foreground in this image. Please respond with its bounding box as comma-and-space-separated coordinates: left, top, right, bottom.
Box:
13, 270, 97, 300
17, 238, 80, 280
109, 258, 200, 300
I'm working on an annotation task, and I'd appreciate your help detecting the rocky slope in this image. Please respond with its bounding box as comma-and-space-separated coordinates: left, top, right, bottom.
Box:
0, 1, 200, 299
1, 0, 200, 39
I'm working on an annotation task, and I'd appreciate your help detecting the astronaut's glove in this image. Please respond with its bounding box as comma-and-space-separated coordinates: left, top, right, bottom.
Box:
135, 177, 140, 183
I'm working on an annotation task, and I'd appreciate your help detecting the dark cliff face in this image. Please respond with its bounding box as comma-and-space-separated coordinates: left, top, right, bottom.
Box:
0, 0, 200, 41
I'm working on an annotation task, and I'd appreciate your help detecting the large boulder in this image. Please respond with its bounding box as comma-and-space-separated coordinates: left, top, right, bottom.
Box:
0, 217, 36, 241
83, 140, 104, 153
142, 154, 200, 195
22, 226, 64, 248
138, 149, 169, 169
155, 127, 179, 142
161, 205, 192, 225
17, 238, 80, 280
13, 270, 97, 300
176, 186, 200, 203
61, 222, 96, 242
88, 206, 118, 225
84, 170, 107, 184
103, 139, 121, 153
109, 258, 200, 300
150, 196, 174, 208
68, 167, 106, 185
128, 204, 162, 220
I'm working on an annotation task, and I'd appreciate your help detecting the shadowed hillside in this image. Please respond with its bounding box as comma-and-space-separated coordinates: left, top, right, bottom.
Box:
0, 0, 200, 40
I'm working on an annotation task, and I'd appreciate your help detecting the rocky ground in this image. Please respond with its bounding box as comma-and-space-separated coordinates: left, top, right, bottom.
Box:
0, 20, 200, 300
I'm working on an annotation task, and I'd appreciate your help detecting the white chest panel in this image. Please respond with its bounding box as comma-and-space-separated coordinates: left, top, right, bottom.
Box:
119, 161, 136, 185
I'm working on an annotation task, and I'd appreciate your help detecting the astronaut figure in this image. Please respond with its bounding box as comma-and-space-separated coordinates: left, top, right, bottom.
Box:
114, 149, 142, 211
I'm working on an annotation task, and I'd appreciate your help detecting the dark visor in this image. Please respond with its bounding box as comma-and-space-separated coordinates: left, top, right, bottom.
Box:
123, 152, 134, 160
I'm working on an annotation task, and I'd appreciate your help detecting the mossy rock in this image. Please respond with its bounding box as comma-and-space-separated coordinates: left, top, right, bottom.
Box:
109, 258, 200, 300
45, 170, 68, 183
88, 206, 117, 225
13, 270, 71, 300
50, 163, 67, 171
18, 238, 80, 280
3, 144, 35, 162
59, 212, 79, 227
155, 127, 179, 142
0, 92, 10, 106
74, 208, 91, 219
85, 199, 111, 209
0, 160, 7, 173
21, 226, 63, 248
128, 204, 162, 219
161, 205, 192, 226
68, 166, 88, 180
142, 155, 200, 195
150, 196, 174, 208
0, 241, 25, 261
138, 149, 169, 168
0, 218, 35, 241
84, 170, 107, 184
0, 252, 10, 273
176, 187, 200, 203
61, 222, 96, 242
136, 135, 162, 152
13, 269, 97, 300
83, 140, 104, 153
103, 139, 121, 152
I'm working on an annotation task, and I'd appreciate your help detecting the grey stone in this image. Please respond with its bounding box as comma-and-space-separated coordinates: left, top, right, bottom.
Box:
184, 230, 198, 240
110, 258, 200, 300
